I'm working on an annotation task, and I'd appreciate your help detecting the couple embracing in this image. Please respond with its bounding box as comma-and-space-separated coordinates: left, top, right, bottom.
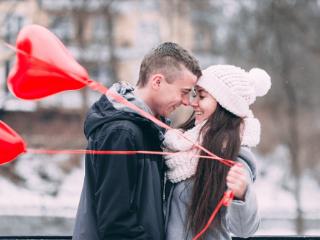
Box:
72, 42, 271, 240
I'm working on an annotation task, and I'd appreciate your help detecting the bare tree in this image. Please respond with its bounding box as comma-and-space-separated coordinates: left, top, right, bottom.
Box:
170, 1, 320, 234
70, 0, 90, 113
100, 0, 118, 84
224, 0, 320, 233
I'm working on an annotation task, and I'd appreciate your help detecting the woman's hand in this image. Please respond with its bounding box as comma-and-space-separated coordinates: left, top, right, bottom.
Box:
226, 163, 248, 200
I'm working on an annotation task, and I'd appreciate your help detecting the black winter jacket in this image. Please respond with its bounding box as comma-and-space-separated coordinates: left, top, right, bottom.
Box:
73, 94, 165, 240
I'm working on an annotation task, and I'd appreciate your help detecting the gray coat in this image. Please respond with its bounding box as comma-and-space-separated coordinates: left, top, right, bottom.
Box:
165, 148, 260, 240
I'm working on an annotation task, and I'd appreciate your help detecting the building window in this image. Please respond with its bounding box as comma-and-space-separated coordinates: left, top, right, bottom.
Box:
1, 14, 24, 43
92, 16, 108, 43
1, 14, 24, 84
49, 15, 74, 45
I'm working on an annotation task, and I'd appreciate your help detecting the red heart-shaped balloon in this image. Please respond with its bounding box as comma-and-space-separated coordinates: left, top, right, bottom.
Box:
0, 121, 27, 165
7, 24, 89, 100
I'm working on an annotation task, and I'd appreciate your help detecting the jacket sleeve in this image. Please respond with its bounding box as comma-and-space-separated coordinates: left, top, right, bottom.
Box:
92, 127, 150, 240
225, 152, 260, 238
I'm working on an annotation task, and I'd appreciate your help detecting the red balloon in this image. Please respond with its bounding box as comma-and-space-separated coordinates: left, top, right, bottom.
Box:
0, 121, 27, 165
7, 24, 88, 100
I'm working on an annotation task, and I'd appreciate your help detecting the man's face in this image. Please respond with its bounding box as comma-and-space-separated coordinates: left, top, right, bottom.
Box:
154, 68, 197, 117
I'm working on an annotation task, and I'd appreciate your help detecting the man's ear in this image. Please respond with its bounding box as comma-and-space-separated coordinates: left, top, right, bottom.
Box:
150, 74, 164, 90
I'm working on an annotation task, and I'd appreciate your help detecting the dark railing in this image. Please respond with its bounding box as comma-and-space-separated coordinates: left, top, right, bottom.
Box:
0, 236, 319, 240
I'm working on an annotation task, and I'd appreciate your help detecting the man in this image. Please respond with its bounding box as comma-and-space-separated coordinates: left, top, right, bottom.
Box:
72, 42, 201, 240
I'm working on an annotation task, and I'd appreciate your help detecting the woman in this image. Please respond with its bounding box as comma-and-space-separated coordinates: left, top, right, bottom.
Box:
163, 65, 271, 239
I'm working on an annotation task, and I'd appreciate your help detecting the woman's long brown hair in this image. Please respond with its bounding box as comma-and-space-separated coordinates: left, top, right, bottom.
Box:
186, 104, 243, 239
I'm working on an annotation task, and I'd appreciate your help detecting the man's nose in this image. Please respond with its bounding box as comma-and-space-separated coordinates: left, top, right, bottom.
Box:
181, 95, 190, 106
190, 97, 199, 107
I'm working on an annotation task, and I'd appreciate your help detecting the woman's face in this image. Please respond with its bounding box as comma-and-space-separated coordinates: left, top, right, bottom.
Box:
191, 86, 218, 125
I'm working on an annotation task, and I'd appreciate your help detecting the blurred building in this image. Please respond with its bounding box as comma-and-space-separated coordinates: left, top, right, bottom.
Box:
0, 0, 39, 109
0, 0, 195, 111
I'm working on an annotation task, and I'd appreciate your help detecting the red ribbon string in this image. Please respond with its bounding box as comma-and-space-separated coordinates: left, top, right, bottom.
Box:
5, 42, 230, 164
27, 148, 235, 239
27, 149, 235, 167
192, 190, 234, 240
5, 41, 235, 239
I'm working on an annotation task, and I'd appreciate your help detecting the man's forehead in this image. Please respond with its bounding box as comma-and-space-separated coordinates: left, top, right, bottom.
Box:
180, 82, 195, 91
174, 77, 195, 87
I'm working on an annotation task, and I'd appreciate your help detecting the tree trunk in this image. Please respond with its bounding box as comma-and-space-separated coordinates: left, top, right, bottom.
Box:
104, 3, 118, 84
73, 4, 89, 114
272, 2, 304, 232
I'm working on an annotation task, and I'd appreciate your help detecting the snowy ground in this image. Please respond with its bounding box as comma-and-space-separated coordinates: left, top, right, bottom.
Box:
254, 145, 320, 235
0, 152, 84, 219
0, 145, 319, 236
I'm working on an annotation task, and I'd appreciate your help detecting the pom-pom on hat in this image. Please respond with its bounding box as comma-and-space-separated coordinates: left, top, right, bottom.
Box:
197, 65, 271, 117
197, 65, 271, 147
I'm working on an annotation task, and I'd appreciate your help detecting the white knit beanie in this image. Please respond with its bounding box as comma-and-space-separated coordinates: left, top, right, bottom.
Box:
197, 65, 271, 146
